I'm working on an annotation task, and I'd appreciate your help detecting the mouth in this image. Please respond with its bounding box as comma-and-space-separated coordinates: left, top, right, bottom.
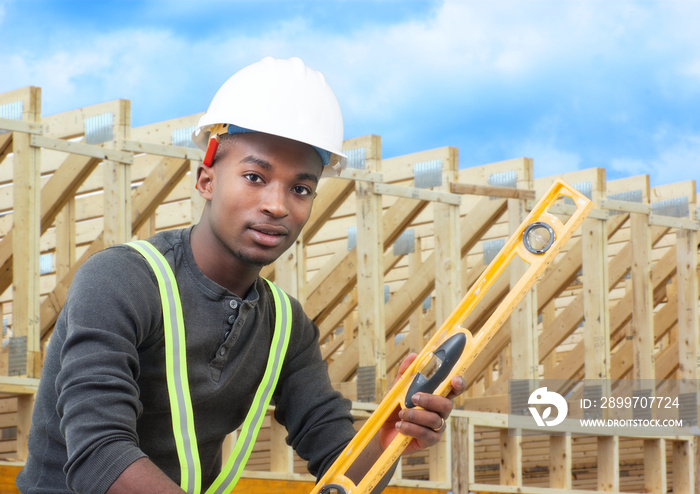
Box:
248, 224, 289, 248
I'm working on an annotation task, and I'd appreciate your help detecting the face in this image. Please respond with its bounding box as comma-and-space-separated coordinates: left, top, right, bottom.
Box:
197, 132, 322, 267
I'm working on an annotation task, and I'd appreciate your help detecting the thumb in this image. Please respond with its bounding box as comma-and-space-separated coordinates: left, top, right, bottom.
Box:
392, 353, 418, 388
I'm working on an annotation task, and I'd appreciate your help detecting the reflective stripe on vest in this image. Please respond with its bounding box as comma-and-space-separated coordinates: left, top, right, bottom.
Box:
127, 240, 293, 493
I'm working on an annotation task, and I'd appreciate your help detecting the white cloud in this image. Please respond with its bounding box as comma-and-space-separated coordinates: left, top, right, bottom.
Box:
608, 125, 700, 189
3, 1, 696, 120
516, 140, 583, 179
0, 27, 213, 122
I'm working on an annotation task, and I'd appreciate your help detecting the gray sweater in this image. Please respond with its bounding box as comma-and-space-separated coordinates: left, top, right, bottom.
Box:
17, 227, 354, 493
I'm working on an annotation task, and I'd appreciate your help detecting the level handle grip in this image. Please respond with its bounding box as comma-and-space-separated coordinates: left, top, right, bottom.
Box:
404, 332, 467, 408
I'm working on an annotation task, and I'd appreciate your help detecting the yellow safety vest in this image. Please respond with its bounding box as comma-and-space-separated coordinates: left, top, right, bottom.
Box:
128, 240, 293, 493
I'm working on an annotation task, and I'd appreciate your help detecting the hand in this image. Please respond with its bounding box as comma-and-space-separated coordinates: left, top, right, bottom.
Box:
377, 353, 466, 455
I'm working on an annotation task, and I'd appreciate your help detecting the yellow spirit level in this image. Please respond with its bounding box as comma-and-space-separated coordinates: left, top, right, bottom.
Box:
311, 178, 593, 494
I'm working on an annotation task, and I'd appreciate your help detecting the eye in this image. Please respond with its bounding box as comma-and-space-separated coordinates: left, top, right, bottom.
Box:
292, 185, 313, 196
244, 173, 264, 183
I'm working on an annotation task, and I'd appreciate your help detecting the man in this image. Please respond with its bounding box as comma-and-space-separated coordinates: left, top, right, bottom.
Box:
17, 57, 464, 493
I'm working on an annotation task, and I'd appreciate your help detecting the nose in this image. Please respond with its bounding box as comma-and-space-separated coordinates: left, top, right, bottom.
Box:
260, 183, 289, 218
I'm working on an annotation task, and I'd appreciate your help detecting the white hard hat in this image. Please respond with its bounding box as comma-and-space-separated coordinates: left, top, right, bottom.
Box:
193, 57, 347, 176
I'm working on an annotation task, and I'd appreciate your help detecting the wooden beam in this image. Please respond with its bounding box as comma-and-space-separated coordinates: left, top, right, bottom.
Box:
500, 429, 521, 486
275, 238, 303, 300
130, 157, 190, 233
597, 436, 619, 491
12, 86, 41, 378
318, 289, 358, 351
675, 227, 699, 402
431, 146, 458, 486
55, 197, 77, 280
375, 183, 461, 205
672, 440, 694, 494
17, 394, 35, 462
408, 238, 425, 353
643, 439, 666, 493
669, 225, 698, 494
0, 117, 43, 135
121, 139, 203, 160
582, 171, 611, 386
541, 300, 557, 376
301, 177, 355, 244
630, 211, 656, 412
31, 135, 133, 163
355, 135, 385, 401
0, 376, 40, 394
450, 417, 473, 493
304, 249, 358, 326
433, 147, 461, 329
450, 182, 536, 201
103, 99, 131, 246
549, 434, 572, 489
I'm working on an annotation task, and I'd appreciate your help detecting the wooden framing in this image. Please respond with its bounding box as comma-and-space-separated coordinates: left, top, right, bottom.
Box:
354, 135, 386, 401
0, 87, 698, 493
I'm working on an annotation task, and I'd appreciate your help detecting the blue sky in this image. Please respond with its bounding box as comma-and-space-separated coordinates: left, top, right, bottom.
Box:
1, 0, 699, 193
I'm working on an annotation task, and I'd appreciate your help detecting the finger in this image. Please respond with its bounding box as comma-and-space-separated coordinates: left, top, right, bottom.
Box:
446, 375, 467, 400
395, 412, 443, 447
398, 353, 417, 376
391, 353, 418, 389
395, 419, 441, 446
399, 407, 445, 432
411, 393, 453, 419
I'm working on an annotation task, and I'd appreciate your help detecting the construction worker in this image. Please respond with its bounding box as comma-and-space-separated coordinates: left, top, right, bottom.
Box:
17, 57, 465, 493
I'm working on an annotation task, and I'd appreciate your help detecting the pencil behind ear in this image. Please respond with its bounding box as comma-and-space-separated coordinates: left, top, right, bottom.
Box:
203, 135, 220, 167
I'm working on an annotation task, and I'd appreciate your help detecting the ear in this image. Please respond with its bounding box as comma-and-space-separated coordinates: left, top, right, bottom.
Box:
196, 162, 215, 200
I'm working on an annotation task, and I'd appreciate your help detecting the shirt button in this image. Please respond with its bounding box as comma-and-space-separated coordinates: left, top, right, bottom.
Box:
228, 315, 236, 324
219, 347, 226, 356
230, 300, 238, 309
225, 329, 231, 339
